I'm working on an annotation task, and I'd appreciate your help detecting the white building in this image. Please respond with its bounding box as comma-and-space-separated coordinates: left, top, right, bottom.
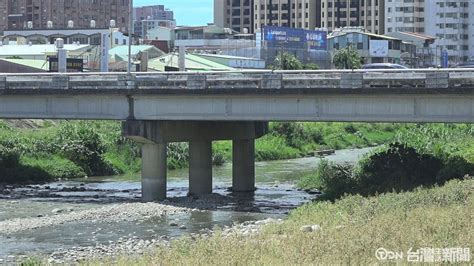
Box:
425, 0, 472, 65
385, 0, 473, 65
385, 0, 425, 34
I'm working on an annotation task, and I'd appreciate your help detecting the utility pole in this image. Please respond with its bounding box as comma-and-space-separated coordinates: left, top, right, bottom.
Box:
127, 0, 133, 74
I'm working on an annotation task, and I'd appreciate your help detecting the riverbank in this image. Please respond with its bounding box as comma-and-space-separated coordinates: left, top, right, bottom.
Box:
0, 120, 402, 184
97, 178, 473, 265
297, 124, 474, 201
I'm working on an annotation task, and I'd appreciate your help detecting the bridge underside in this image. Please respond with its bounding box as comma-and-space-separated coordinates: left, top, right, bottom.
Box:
123, 120, 268, 201
0, 92, 473, 123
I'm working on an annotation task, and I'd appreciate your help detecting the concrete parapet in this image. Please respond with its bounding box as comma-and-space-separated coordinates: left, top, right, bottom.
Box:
51, 76, 69, 89
122, 120, 268, 144
261, 73, 282, 89
0, 76, 6, 90
426, 72, 449, 89
340, 73, 363, 89
187, 75, 207, 90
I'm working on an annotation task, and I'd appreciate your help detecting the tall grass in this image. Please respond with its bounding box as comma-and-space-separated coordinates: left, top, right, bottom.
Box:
103, 178, 473, 265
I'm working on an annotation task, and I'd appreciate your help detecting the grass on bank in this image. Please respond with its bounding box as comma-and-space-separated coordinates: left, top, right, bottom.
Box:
1, 121, 403, 183
94, 178, 473, 265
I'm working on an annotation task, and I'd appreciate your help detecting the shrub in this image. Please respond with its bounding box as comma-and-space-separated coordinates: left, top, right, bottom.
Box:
302, 142, 474, 201
255, 135, 300, 161
300, 160, 357, 200
55, 121, 114, 176
22, 156, 86, 179
271, 122, 309, 148
0, 144, 20, 168
357, 143, 443, 196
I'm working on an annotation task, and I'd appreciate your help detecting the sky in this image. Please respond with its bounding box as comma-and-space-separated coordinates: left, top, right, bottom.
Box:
134, 0, 213, 26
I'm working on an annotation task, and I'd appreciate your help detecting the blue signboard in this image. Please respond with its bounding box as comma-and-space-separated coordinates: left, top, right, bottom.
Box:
305, 30, 327, 51
263, 26, 305, 49
441, 50, 449, 68
263, 26, 327, 51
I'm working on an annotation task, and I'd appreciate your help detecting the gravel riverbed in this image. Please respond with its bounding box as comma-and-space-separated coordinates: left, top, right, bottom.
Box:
0, 202, 191, 235
46, 217, 283, 264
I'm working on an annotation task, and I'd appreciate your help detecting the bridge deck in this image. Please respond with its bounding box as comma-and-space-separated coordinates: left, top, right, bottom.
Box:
0, 70, 473, 123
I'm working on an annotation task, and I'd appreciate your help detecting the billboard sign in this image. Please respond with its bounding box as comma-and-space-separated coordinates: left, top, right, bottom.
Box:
263, 26, 327, 50
369, 40, 389, 57
305, 30, 327, 50
263, 26, 327, 51
263, 26, 305, 49
49, 57, 84, 72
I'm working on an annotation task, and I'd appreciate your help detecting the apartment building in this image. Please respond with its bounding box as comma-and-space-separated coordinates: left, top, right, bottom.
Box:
385, 0, 472, 64
254, 0, 321, 31
134, 5, 174, 21
133, 5, 176, 38
385, 0, 425, 34
426, 0, 473, 64
214, 0, 254, 33
320, 0, 385, 34
0, 0, 130, 32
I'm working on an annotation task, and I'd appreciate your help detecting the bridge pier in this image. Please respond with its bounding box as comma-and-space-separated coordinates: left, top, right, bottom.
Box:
141, 143, 167, 202
123, 120, 268, 202
189, 141, 213, 196
232, 139, 256, 192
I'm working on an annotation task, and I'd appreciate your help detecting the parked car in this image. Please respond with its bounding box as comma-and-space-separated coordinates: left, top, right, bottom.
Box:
362, 63, 408, 70
454, 62, 474, 68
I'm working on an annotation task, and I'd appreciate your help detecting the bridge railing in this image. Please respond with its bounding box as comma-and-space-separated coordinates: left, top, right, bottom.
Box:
1, 69, 474, 90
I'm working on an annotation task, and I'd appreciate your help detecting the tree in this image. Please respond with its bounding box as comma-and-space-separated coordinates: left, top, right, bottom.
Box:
272, 52, 319, 70
272, 52, 304, 70
333, 45, 362, 69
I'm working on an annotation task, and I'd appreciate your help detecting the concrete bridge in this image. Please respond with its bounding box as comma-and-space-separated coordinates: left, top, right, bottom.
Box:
1, 69, 474, 201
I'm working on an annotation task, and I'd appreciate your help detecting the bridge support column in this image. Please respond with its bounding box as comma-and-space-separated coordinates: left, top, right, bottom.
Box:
141, 143, 167, 202
189, 140, 213, 196
232, 139, 256, 192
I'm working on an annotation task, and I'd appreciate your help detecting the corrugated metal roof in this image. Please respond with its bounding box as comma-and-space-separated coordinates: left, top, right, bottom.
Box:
108, 45, 155, 56
109, 45, 164, 62
148, 53, 234, 72
0, 44, 90, 56
0, 58, 49, 70
328, 32, 400, 41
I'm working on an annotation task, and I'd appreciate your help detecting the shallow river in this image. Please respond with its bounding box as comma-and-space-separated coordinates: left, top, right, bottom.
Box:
0, 147, 373, 260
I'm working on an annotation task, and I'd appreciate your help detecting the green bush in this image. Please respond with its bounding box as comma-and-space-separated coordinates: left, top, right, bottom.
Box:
0, 144, 20, 168
255, 135, 300, 161
22, 156, 86, 179
55, 121, 115, 176
300, 142, 474, 201
357, 143, 443, 195
299, 160, 356, 200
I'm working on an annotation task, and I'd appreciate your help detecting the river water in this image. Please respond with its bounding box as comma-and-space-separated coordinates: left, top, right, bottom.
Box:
0, 147, 373, 260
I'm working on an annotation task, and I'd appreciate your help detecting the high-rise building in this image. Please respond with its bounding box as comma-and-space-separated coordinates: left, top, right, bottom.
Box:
254, 0, 321, 31
0, 0, 130, 32
133, 5, 174, 21
426, 0, 472, 64
320, 0, 385, 34
385, 0, 472, 64
384, 0, 425, 34
214, 0, 254, 33
133, 5, 176, 38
